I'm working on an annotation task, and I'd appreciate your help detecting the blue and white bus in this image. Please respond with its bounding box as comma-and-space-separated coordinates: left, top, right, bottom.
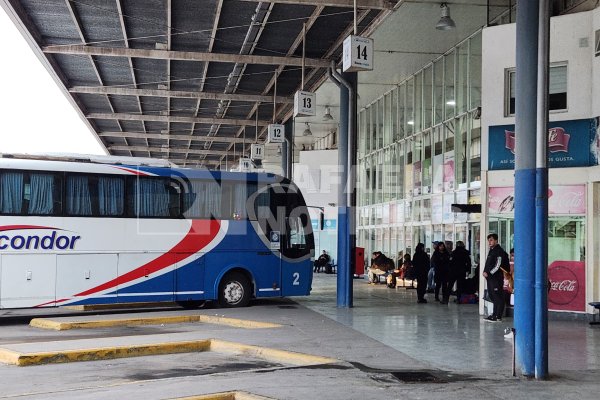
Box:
0, 154, 314, 308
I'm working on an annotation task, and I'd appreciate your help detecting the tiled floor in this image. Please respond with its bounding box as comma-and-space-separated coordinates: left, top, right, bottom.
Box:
296, 273, 600, 373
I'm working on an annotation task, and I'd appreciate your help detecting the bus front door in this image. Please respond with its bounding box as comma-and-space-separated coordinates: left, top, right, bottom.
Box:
280, 216, 312, 296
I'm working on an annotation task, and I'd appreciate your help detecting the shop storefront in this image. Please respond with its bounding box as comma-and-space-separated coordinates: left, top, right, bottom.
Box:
485, 115, 599, 313
487, 184, 586, 312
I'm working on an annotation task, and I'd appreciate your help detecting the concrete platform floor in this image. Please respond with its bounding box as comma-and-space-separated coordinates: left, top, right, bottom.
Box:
298, 273, 600, 373
0, 273, 598, 399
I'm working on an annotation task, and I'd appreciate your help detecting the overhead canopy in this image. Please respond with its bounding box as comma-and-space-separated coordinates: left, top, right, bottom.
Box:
1, 0, 398, 167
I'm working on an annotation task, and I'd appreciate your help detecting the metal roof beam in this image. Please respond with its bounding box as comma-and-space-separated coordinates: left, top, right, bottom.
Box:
109, 145, 230, 156
115, 0, 149, 155
42, 45, 330, 68
69, 86, 292, 103
87, 113, 270, 127
99, 131, 251, 144
237, 0, 394, 9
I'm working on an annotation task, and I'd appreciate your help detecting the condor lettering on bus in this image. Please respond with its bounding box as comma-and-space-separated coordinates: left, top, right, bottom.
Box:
0, 231, 81, 250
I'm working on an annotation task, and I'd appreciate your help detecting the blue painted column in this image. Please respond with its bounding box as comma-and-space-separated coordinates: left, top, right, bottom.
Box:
342, 71, 357, 308
336, 75, 350, 307
329, 64, 356, 308
535, 0, 550, 380
514, 0, 539, 377
335, 70, 352, 308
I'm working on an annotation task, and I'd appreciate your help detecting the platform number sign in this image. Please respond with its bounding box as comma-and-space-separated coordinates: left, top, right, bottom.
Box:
294, 90, 316, 117
251, 143, 264, 160
343, 35, 374, 72
239, 157, 252, 171
267, 124, 285, 143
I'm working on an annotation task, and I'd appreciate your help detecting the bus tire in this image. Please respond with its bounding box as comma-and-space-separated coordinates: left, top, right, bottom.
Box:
176, 300, 206, 309
218, 271, 251, 307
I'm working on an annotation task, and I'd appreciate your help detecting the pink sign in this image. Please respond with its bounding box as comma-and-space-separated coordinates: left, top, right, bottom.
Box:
488, 185, 585, 215
488, 187, 514, 213
548, 186, 586, 214
548, 261, 586, 312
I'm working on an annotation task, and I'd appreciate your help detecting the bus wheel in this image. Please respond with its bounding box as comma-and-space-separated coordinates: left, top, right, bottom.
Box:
219, 272, 251, 307
176, 300, 206, 309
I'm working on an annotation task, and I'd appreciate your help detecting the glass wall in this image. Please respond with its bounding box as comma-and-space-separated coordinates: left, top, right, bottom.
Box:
358, 31, 482, 261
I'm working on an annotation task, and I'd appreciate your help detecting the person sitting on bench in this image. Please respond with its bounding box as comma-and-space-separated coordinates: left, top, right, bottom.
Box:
369, 251, 394, 283
313, 250, 331, 273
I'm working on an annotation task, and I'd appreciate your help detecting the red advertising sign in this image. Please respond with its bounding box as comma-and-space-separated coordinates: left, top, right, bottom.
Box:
548, 261, 586, 312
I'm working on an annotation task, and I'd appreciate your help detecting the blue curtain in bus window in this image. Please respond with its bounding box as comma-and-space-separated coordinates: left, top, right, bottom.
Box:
0, 172, 24, 214
28, 174, 55, 215
134, 178, 169, 217
203, 181, 221, 217
66, 176, 92, 215
183, 181, 200, 217
184, 180, 221, 218
255, 190, 270, 219
233, 183, 247, 218
98, 177, 124, 216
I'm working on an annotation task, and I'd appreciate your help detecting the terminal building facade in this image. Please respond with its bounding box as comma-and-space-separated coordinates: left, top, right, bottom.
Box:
354, 5, 600, 316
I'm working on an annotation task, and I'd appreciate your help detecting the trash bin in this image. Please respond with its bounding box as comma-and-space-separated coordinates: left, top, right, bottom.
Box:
354, 247, 365, 277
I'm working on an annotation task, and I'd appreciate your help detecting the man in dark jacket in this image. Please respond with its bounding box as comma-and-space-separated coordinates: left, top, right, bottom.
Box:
431, 242, 451, 303
448, 241, 471, 303
412, 243, 430, 303
313, 250, 331, 273
483, 233, 510, 321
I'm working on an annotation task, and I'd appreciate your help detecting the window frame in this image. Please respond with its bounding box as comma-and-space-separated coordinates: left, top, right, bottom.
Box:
505, 62, 568, 117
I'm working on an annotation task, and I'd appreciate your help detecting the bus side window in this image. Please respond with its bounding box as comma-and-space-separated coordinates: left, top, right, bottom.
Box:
27, 172, 62, 216
128, 177, 171, 217
97, 176, 125, 216
182, 179, 222, 219
66, 175, 93, 216
167, 178, 181, 218
0, 171, 25, 214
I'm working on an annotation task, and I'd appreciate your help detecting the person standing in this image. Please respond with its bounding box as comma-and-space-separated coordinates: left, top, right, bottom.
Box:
427, 242, 439, 293
412, 243, 430, 303
448, 241, 471, 303
431, 242, 451, 304
483, 233, 510, 322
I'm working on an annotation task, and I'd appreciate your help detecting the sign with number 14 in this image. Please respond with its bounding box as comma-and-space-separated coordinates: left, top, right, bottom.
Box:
343, 35, 374, 72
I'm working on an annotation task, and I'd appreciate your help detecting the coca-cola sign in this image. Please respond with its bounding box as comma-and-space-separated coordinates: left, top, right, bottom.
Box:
488, 185, 585, 215
548, 261, 585, 312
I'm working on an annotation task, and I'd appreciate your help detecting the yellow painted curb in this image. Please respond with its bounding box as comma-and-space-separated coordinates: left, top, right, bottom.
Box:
209, 339, 338, 366
198, 315, 281, 329
0, 348, 20, 365
0, 338, 338, 367
175, 391, 274, 400
30, 315, 281, 331
1, 339, 211, 366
